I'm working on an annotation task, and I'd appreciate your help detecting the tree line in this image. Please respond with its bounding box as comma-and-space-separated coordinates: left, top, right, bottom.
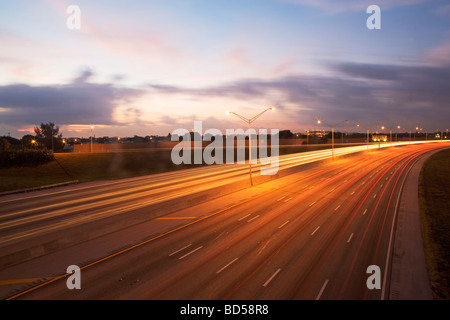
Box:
0, 123, 62, 167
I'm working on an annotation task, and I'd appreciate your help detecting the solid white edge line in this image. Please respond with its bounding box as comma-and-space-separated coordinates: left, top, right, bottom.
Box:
381, 156, 419, 300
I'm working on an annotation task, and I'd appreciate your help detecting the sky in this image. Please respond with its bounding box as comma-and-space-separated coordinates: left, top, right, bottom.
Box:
0, 0, 449, 139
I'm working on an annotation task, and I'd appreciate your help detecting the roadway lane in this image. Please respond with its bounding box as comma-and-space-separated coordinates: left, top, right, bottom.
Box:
4, 142, 447, 300
0, 140, 437, 245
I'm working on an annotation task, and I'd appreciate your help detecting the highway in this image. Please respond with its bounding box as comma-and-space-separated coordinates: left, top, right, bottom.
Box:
0, 141, 448, 300
0, 141, 415, 250
0, 140, 437, 248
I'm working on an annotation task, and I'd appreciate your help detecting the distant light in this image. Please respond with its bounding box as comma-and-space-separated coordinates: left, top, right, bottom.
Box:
270, 107, 276, 111
317, 120, 321, 124
226, 111, 230, 115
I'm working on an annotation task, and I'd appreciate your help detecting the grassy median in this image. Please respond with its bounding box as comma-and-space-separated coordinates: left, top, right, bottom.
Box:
418, 147, 450, 299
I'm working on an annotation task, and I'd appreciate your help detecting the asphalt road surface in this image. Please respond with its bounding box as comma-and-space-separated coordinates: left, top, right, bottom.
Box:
0, 141, 448, 300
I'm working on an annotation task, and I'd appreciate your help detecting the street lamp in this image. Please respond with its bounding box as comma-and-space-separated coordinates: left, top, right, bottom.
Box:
90, 125, 94, 153
316, 119, 348, 160
227, 107, 275, 186
356, 124, 371, 150
381, 125, 392, 146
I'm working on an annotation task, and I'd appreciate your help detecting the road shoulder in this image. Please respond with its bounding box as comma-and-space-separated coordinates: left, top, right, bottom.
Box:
388, 148, 443, 300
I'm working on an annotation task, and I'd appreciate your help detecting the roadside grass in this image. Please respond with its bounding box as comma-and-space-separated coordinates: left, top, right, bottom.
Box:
0, 144, 348, 193
0, 150, 195, 192
418, 147, 450, 299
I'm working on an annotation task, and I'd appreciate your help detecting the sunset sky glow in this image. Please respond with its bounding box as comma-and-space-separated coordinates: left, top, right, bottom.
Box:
0, 0, 449, 138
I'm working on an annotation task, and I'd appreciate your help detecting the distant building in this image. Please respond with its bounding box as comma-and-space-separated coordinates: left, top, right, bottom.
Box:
371, 134, 388, 142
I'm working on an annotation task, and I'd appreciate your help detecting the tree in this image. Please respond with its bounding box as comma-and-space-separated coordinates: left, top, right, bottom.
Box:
34, 122, 64, 152
0, 138, 11, 151
21, 134, 36, 149
279, 130, 295, 139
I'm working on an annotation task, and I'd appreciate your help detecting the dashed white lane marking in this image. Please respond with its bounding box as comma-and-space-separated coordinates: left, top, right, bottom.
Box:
316, 279, 329, 300
263, 268, 281, 287
278, 221, 289, 229
169, 244, 192, 256
247, 215, 260, 222
238, 214, 251, 221
178, 246, 203, 260
311, 226, 320, 236
216, 258, 239, 274
347, 233, 354, 243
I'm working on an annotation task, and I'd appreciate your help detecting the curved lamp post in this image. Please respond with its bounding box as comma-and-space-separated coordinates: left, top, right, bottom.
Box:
227, 107, 276, 186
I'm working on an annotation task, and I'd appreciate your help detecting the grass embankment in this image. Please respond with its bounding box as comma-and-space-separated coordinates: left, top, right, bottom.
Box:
418, 147, 450, 299
0, 150, 196, 192
0, 144, 347, 193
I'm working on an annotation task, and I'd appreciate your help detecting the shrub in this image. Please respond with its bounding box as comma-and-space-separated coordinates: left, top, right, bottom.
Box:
0, 149, 55, 167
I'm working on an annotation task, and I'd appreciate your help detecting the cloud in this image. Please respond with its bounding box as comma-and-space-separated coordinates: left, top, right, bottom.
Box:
278, 0, 431, 14
426, 38, 450, 66
149, 60, 450, 130
0, 70, 144, 127
73, 69, 94, 84
333, 63, 400, 81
